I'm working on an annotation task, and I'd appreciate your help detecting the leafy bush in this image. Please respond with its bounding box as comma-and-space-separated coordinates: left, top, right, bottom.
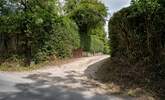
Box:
33, 17, 80, 63
0, 0, 81, 65
90, 35, 104, 53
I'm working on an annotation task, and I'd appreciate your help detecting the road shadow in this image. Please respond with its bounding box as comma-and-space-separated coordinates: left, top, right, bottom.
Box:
0, 68, 132, 100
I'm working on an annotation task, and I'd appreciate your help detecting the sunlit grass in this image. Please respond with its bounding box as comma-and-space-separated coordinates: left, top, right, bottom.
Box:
0, 57, 75, 72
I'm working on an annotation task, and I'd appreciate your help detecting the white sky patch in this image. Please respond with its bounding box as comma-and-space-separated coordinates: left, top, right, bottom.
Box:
102, 0, 131, 15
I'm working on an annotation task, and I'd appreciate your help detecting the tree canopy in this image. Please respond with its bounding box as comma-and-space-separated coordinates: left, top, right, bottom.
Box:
0, 0, 109, 66
65, 0, 109, 53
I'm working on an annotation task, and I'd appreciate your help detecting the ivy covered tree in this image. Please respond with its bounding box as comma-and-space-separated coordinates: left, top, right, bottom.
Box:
64, 0, 80, 14
65, 0, 109, 53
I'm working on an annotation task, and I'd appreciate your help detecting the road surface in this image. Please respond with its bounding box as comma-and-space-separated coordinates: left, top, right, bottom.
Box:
0, 55, 135, 100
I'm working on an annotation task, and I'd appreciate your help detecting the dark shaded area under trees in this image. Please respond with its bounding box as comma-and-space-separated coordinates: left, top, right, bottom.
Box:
108, 0, 165, 99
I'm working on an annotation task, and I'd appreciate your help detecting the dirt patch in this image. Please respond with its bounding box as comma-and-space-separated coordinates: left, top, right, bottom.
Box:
85, 58, 164, 100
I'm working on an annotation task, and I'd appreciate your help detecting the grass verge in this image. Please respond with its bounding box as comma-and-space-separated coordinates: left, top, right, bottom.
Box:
0, 57, 78, 72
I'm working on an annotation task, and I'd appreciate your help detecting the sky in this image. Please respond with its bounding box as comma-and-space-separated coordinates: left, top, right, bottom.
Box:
102, 0, 131, 15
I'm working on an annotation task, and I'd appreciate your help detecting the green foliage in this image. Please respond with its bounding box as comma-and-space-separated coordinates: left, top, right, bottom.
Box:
109, 0, 165, 64
131, 0, 160, 14
66, 0, 109, 53
0, 0, 81, 65
70, 0, 107, 33
61, 17, 80, 50
158, 0, 165, 7
108, 2, 165, 93
64, 0, 80, 14
90, 35, 104, 53
109, 1, 165, 98
0, 0, 109, 66
79, 33, 91, 51
103, 39, 110, 54
31, 16, 80, 63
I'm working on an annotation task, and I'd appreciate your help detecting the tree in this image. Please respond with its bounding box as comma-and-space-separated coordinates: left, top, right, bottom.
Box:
0, 0, 109, 67
65, 0, 108, 53
64, 0, 80, 14
0, 0, 82, 65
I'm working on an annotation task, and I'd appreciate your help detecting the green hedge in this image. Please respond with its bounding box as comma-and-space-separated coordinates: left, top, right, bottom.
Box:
109, 3, 165, 65
33, 17, 80, 63
90, 35, 104, 53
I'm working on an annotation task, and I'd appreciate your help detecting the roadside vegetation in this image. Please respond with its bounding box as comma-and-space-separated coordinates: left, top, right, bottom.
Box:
107, 0, 165, 99
0, 0, 165, 99
0, 0, 109, 69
